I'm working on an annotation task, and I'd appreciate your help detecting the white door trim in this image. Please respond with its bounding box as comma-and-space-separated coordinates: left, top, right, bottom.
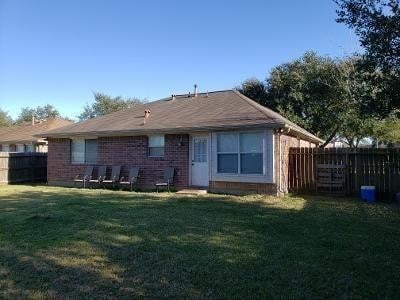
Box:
190, 134, 209, 187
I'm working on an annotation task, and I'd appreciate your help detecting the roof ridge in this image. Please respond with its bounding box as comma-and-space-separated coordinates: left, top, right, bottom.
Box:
173, 89, 233, 97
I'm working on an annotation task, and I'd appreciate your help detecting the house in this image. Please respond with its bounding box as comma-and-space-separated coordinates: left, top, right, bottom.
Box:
41, 89, 323, 194
325, 138, 349, 148
0, 118, 73, 152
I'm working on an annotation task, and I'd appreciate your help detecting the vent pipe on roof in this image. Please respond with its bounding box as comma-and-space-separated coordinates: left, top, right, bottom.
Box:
143, 109, 151, 124
194, 84, 198, 97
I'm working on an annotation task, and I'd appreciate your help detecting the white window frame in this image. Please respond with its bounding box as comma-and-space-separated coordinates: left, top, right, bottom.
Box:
25, 144, 34, 152
16, 144, 25, 152
71, 139, 98, 164
216, 132, 264, 175
148, 135, 165, 157
239, 132, 264, 175
211, 130, 274, 184
1, 144, 10, 152
216, 133, 239, 174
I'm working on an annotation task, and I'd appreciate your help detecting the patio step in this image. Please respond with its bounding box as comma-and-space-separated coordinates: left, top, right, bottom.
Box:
176, 189, 208, 195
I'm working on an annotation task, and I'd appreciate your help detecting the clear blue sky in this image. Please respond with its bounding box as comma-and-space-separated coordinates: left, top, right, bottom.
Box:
0, 0, 360, 120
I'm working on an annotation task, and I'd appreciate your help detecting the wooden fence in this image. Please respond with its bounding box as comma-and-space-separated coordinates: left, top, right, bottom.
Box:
0, 152, 47, 184
288, 147, 400, 200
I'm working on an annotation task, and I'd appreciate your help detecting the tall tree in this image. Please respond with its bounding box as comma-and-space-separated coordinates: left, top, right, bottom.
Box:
334, 58, 395, 147
372, 118, 400, 145
266, 52, 354, 143
239, 53, 389, 147
16, 104, 61, 124
0, 109, 13, 127
78, 92, 141, 121
335, 0, 400, 109
237, 78, 272, 108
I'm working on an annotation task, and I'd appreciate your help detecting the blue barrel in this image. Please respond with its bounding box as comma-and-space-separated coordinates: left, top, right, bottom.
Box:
361, 186, 376, 203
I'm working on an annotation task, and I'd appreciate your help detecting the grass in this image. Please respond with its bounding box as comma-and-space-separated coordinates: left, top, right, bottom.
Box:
0, 185, 399, 298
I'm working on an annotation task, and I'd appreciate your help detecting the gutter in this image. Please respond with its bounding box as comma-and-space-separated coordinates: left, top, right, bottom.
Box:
283, 124, 325, 145
37, 123, 324, 145
0, 139, 43, 144
35, 123, 287, 139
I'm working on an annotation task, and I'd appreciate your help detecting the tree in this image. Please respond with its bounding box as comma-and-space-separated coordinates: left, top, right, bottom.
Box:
334, 58, 395, 147
239, 53, 390, 147
335, 0, 400, 109
78, 92, 141, 121
0, 109, 13, 127
265, 52, 361, 145
16, 104, 61, 123
237, 78, 271, 108
337, 110, 376, 147
372, 117, 400, 145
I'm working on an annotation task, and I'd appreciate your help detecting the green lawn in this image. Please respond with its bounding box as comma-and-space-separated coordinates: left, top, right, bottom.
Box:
0, 186, 399, 298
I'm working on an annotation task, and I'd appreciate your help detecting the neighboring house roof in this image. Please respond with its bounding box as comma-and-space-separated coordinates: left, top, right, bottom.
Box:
0, 118, 73, 144
41, 90, 324, 144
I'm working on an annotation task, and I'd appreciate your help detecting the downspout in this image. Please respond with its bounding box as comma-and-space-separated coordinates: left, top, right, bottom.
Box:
278, 131, 283, 195
277, 129, 283, 195
278, 127, 291, 195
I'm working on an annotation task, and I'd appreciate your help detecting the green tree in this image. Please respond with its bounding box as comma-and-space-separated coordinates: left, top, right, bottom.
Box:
0, 109, 13, 127
372, 118, 400, 145
335, 0, 400, 109
334, 58, 394, 147
338, 110, 376, 148
78, 92, 141, 121
266, 52, 361, 145
237, 78, 272, 108
16, 104, 61, 123
239, 53, 390, 147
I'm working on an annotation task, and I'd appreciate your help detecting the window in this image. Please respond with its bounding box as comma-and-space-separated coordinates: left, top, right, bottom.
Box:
240, 132, 263, 174
217, 133, 238, 173
25, 144, 34, 152
71, 139, 97, 164
193, 137, 207, 162
148, 135, 165, 157
217, 132, 263, 175
1, 144, 9, 152
16, 144, 25, 152
85, 140, 98, 163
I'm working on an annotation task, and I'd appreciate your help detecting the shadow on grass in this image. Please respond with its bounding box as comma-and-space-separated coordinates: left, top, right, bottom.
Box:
0, 186, 399, 298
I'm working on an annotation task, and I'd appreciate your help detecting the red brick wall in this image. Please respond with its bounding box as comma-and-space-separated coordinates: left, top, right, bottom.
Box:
275, 134, 317, 194
209, 181, 277, 195
47, 134, 189, 188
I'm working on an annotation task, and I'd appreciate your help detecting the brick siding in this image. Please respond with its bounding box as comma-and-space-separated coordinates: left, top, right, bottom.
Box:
209, 181, 277, 195
275, 133, 317, 194
47, 134, 189, 189
48, 132, 317, 194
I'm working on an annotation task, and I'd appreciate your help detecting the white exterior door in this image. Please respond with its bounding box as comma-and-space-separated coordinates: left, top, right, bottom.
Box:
191, 136, 209, 187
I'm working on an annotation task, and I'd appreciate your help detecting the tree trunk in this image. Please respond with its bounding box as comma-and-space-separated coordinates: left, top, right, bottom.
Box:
319, 126, 340, 148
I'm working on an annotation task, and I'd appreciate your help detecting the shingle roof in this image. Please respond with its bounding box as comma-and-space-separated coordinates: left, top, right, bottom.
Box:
0, 118, 73, 144
42, 90, 323, 143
